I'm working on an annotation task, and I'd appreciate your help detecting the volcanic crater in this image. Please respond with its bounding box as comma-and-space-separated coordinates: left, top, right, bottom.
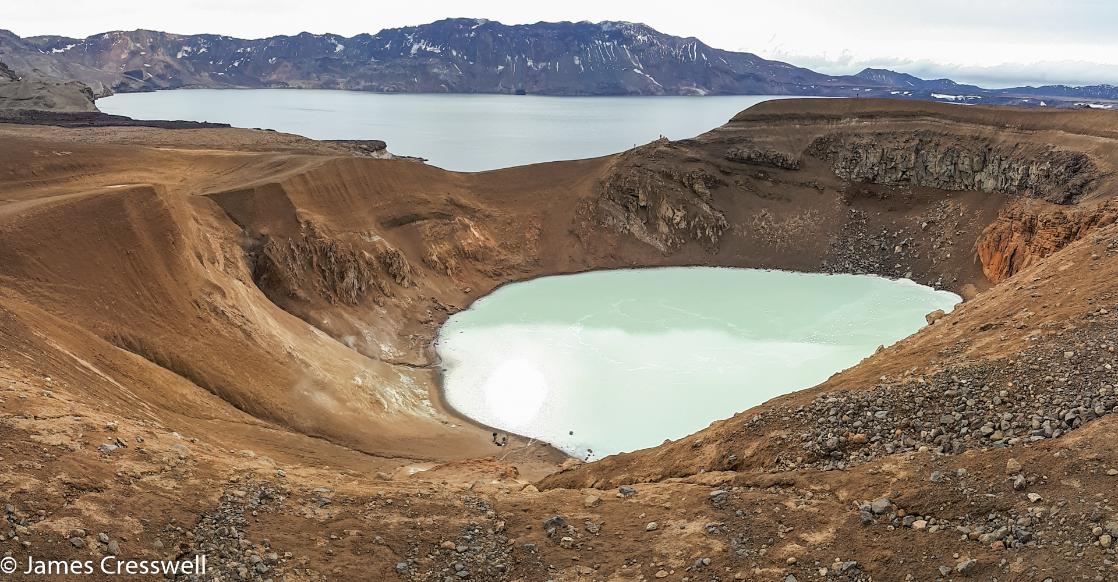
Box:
2, 98, 1118, 581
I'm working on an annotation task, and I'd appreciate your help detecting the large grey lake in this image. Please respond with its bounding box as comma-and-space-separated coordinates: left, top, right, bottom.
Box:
98, 90, 796, 171
437, 268, 959, 459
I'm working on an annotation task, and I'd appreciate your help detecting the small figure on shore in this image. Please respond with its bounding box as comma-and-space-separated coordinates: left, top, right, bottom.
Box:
491, 432, 499, 445
500, 435, 509, 447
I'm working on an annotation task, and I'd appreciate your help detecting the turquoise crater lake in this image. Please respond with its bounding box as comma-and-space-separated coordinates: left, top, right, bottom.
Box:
436, 268, 960, 459
97, 90, 800, 172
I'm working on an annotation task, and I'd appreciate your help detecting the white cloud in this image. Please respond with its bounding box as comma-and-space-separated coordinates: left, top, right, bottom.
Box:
764, 50, 1118, 88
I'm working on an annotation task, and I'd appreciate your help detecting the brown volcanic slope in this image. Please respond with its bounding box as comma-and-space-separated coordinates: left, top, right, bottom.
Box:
2, 99, 1118, 581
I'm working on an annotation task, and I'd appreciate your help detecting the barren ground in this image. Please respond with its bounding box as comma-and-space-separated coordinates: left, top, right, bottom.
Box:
2, 99, 1118, 581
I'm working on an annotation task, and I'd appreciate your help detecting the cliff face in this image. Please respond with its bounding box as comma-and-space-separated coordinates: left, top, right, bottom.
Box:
252, 223, 414, 307
592, 143, 728, 252
976, 200, 1118, 283
809, 131, 1100, 204
579, 101, 1118, 293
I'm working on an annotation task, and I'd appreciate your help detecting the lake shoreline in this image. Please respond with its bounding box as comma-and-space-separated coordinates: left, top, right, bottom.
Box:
434, 265, 961, 460
97, 89, 805, 171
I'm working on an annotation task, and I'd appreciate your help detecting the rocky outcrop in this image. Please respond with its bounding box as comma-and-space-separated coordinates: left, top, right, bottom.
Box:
809, 131, 1101, 204
0, 60, 16, 81
324, 139, 388, 157
593, 143, 727, 253
0, 59, 98, 112
419, 216, 505, 277
0, 109, 230, 128
976, 200, 1118, 283
253, 223, 412, 306
587, 103, 1118, 292
724, 144, 800, 169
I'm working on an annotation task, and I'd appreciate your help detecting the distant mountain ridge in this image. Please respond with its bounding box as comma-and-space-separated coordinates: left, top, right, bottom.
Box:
852, 68, 980, 94
0, 18, 1115, 107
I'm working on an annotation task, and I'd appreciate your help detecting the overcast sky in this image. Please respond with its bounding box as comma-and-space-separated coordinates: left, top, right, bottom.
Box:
6, 0, 1117, 87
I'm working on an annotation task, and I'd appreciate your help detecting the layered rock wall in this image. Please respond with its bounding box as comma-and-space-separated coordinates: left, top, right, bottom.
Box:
253, 223, 413, 306
593, 149, 728, 253
809, 131, 1100, 204
977, 200, 1118, 283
